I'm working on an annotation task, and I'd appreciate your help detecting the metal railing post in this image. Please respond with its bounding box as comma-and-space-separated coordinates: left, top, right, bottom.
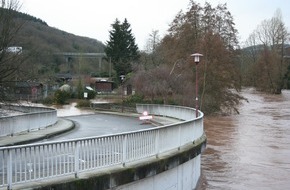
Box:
178, 125, 181, 150
122, 135, 127, 166
7, 149, 12, 190
74, 141, 80, 178
155, 130, 160, 158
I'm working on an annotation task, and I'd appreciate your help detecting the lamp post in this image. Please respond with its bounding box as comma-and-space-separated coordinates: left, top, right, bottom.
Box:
120, 75, 125, 112
191, 53, 203, 118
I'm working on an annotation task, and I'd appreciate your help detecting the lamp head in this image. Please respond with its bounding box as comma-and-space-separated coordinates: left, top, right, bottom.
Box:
191, 53, 203, 64
120, 75, 125, 82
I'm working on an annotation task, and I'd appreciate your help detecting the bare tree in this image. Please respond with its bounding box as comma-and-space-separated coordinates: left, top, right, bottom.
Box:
244, 9, 289, 93
141, 30, 163, 69
0, 0, 25, 102
159, 2, 242, 114
132, 2, 245, 114
145, 30, 160, 53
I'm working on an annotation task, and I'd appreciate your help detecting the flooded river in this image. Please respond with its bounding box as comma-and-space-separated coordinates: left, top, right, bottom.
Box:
198, 88, 290, 190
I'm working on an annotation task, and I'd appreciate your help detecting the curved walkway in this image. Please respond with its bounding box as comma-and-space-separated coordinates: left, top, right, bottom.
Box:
0, 105, 204, 190
0, 111, 180, 147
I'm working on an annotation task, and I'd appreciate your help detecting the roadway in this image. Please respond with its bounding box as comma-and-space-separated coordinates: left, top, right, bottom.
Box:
0, 110, 177, 147
43, 113, 154, 142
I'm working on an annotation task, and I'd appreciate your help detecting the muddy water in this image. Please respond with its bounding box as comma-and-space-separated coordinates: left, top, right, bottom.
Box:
52, 102, 95, 117
198, 88, 290, 190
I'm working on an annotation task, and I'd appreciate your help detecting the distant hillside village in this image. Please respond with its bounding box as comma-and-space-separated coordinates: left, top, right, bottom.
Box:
0, 7, 112, 102
13, 55, 125, 101
11, 49, 134, 102
4, 43, 128, 102
13, 72, 128, 102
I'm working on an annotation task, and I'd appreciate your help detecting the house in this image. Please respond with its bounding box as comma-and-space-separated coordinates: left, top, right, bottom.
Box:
6, 46, 22, 54
14, 81, 43, 101
55, 73, 72, 83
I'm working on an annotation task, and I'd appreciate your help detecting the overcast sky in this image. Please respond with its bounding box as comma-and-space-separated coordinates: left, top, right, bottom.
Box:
19, 0, 290, 50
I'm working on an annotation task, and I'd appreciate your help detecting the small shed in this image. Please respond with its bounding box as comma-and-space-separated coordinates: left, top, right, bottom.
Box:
55, 73, 72, 83
90, 77, 114, 93
14, 81, 43, 100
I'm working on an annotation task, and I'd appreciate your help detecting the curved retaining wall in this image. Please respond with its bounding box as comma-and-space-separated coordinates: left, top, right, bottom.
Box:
0, 105, 57, 137
0, 104, 206, 190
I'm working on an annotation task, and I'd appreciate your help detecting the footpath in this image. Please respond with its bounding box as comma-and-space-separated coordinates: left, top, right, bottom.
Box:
0, 111, 181, 147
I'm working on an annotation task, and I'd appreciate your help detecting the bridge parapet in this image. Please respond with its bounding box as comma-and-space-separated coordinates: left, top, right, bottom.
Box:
136, 103, 202, 120
136, 104, 204, 151
0, 105, 57, 137
56, 52, 106, 58
0, 104, 204, 190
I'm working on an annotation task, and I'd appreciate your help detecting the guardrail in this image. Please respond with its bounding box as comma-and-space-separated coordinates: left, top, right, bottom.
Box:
0, 104, 204, 189
0, 105, 57, 137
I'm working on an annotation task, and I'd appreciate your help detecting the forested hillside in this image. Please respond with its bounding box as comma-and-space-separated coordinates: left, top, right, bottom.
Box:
14, 11, 104, 53
5, 8, 106, 79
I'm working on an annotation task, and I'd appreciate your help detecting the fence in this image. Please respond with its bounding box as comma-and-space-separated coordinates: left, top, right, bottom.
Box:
0, 105, 57, 137
0, 104, 204, 189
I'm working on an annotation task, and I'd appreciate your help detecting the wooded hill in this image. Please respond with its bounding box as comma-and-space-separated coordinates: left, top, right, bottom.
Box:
14, 11, 105, 52
7, 8, 106, 79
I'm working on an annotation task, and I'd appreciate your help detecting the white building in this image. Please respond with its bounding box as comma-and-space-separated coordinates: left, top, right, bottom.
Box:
6, 46, 22, 54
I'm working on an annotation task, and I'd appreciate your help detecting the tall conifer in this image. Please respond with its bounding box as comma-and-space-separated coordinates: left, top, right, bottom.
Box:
105, 18, 139, 81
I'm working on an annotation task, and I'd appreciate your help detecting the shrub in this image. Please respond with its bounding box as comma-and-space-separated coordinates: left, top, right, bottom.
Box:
124, 94, 145, 106
42, 96, 54, 105
87, 90, 96, 99
76, 99, 91, 107
54, 90, 71, 104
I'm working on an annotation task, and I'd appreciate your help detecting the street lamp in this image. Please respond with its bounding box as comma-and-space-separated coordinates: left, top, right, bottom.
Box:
120, 75, 125, 112
191, 53, 203, 118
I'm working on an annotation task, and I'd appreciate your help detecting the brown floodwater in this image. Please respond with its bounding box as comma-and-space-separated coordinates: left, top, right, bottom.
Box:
198, 88, 290, 190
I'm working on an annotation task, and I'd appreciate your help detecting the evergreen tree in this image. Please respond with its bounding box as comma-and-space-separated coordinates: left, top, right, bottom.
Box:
105, 18, 139, 81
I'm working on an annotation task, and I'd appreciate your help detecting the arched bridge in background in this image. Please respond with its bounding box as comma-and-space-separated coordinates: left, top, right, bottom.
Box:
55, 52, 109, 73
57, 52, 106, 60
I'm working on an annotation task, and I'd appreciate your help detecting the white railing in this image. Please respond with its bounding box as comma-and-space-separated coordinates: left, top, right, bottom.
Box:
0, 104, 204, 189
0, 105, 57, 137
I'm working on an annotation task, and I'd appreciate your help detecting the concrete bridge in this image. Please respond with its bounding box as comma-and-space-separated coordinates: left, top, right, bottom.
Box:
0, 104, 206, 190
55, 52, 108, 72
